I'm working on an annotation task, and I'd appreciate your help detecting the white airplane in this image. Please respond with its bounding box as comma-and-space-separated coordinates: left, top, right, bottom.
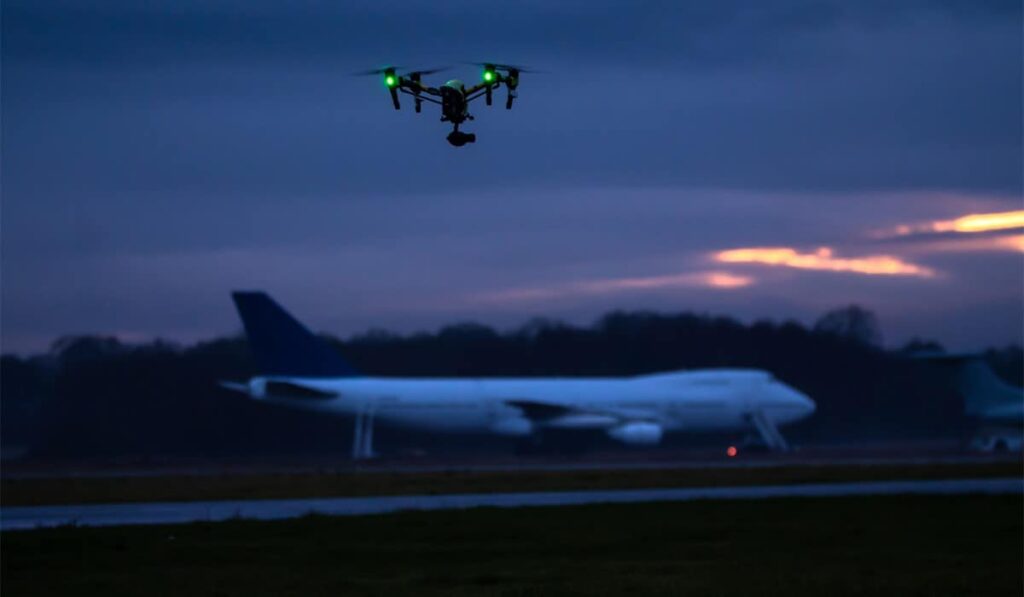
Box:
921, 354, 1023, 453
221, 292, 816, 459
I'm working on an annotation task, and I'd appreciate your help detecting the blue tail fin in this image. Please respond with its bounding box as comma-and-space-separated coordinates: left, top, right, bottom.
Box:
231, 291, 359, 378
915, 353, 1022, 419
951, 358, 1022, 418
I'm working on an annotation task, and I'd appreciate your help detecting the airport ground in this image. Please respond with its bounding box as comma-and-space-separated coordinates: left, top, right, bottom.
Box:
3, 459, 1019, 506
3, 495, 1021, 596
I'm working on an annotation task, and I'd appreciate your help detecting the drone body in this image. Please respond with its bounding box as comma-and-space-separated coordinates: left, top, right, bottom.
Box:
360, 64, 526, 146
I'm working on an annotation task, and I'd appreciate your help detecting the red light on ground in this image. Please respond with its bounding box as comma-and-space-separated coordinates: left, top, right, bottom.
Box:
726, 446, 738, 457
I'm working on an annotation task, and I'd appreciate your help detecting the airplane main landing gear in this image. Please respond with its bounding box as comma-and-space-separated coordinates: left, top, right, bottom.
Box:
352, 407, 377, 460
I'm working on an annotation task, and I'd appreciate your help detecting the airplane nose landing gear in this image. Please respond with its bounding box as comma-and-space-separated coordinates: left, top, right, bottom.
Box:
447, 130, 476, 147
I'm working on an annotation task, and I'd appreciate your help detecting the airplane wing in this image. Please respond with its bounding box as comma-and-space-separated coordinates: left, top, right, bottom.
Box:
505, 399, 575, 421
504, 399, 659, 427
504, 399, 666, 444
217, 379, 337, 400
219, 380, 249, 394
264, 381, 338, 400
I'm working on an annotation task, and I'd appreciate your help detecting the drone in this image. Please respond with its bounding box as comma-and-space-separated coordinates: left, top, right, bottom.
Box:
356, 63, 532, 147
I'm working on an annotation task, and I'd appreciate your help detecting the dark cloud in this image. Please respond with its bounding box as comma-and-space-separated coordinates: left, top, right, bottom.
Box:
1, 1, 1021, 353
4, 0, 1019, 198
4, 1, 1018, 68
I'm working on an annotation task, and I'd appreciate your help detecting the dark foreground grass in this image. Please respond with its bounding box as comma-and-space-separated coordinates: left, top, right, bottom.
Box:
3, 461, 1019, 506
3, 495, 1021, 596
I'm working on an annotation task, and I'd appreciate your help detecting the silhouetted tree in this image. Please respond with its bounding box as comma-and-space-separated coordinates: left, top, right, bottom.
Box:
2, 305, 1010, 459
0, 356, 54, 450
814, 305, 883, 347
899, 338, 946, 356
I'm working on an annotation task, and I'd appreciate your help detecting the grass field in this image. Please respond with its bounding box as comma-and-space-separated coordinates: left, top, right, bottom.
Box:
3, 460, 1019, 506
2, 495, 1021, 596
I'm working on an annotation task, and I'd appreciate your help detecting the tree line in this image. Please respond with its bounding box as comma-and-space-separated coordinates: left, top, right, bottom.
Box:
2, 306, 1020, 459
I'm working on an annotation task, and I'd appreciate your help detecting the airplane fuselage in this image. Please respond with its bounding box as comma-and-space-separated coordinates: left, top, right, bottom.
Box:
226, 291, 817, 457
243, 369, 815, 439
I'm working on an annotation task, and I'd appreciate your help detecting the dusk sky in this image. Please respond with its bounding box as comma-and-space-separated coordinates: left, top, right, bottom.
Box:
3, 0, 1022, 354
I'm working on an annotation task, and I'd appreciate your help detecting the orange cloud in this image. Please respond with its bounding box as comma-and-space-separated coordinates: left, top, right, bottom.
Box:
579, 271, 754, 293
996, 235, 1024, 252
704, 272, 754, 289
473, 270, 754, 305
714, 247, 935, 277
906, 234, 1024, 254
886, 210, 1024, 237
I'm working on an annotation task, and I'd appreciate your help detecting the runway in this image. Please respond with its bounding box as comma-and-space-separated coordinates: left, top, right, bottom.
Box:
2, 477, 1020, 531
5, 451, 1015, 480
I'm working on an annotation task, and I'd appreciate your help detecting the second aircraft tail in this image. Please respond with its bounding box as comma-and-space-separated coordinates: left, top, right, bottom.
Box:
919, 353, 1022, 419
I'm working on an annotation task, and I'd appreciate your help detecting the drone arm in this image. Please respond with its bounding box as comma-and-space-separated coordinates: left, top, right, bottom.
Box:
400, 79, 442, 97
465, 87, 498, 104
464, 80, 500, 97
398, 88, 442, 105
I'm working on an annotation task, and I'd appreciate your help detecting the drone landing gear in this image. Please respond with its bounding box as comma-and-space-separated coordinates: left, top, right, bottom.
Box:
447, 130, 476, 147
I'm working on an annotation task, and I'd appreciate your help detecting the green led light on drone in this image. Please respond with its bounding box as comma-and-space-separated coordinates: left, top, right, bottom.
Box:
385, 75, 397, 87
483, 70, 494, 82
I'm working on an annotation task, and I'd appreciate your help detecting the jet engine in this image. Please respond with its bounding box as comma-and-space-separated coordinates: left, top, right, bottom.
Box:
607, 422, 663, 445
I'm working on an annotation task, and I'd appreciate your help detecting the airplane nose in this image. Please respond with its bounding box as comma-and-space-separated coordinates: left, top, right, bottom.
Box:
776, 383, 815, 420
793, 390, 816, 418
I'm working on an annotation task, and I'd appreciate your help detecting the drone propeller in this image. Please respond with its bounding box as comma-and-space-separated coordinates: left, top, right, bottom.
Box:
466, 62, 535, 110
466, 62, 543, 74
404, 66, 448, 77
353, 65, 448, 93
353, 66, 448, 77
352, 66, 403, 76
355, 66, 448, 110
